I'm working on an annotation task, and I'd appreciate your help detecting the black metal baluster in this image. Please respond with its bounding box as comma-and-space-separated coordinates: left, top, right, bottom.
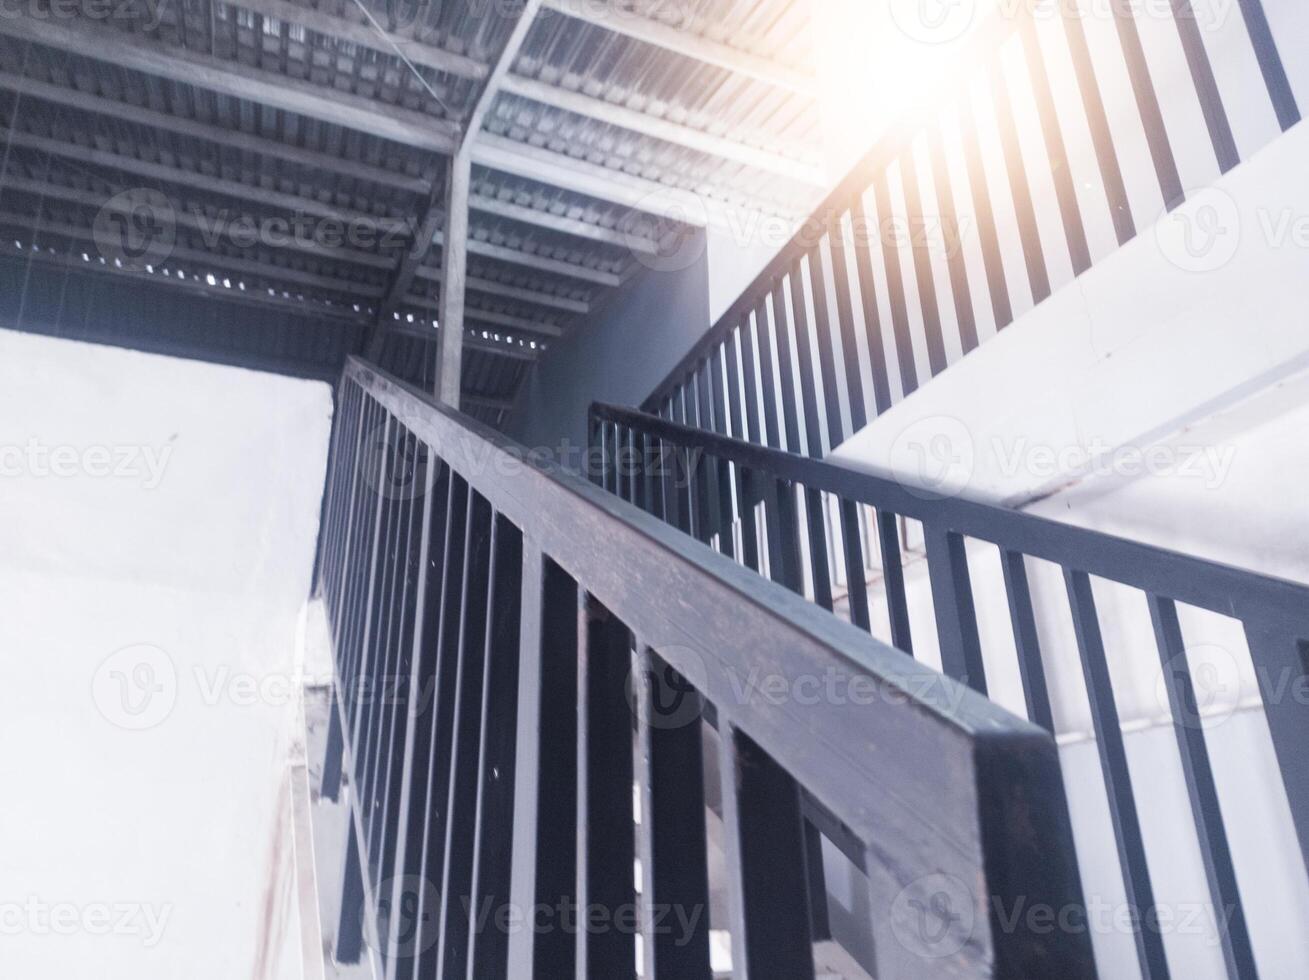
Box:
839, 498, 871, 631
1065, 569, 1170, 980
1000, 549, 1053, 731
925, 526, 987, 694
1148, 594, 1256, 980
788, 260, 827, 457
578, 598, 637, 979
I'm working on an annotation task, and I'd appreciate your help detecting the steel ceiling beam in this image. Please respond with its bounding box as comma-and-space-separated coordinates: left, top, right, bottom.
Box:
0, 15, 460, 152
471, 133, 716, 227
432, 229, 622, 287
540, 0, 819, 97
0, 174, 395, 269
414, 267, 589, 315
0, 206, 386, 298
0, 70, 431, 194
469, 191, 657, 254
497, 73, 823, 184
225, 0, 487, 80
1, 129, 409, 232
402, 293, 564, 338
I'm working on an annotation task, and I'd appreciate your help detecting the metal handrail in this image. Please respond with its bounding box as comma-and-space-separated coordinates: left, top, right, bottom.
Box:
591, 398, 1309, 980
313, 357, 1096, 980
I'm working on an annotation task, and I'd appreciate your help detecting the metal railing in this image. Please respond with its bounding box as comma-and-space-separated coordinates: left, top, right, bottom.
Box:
311, 357, 1095, 980
641, 0, 1300, 458
589, 400, 1309, 980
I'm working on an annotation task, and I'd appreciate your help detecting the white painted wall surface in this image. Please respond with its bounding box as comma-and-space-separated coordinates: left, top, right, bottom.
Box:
0, 329, 332, 979
828, 120, 1309, 977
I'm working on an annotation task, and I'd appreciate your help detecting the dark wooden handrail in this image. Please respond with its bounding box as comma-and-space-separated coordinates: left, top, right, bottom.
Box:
590, 399, 1309, 980
314, 357, 1096, 979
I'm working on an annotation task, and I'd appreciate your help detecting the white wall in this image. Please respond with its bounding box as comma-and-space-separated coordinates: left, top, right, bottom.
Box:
0, 330, 332, 979
828, 120, 1309, 977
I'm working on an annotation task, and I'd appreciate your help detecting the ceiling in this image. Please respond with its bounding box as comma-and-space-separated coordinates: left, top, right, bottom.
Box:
0, 0, 828, 428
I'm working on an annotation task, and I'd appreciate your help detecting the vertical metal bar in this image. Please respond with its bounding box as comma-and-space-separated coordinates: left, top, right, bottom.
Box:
827, 210, 870, 429
694, 362, 721, 543
1020, 17, 1094, 274
754, 292, 783, 448
802, 821, 832, 942
957, 91, 1015, 329
990, 60, 1051, 304
723, 726, 815, 979
807, 243, 848, 448
1064, 569, 1170, 980
531, 559, 580, 977
506, 543, 546, 978
723, 325, 746, 442
1167, 0, 1240, 173
1000, 549, 1054, 732
770, 277, 803, 452
1234, 0, 1300, 130
871, 169, 920, 396
434, 491, 495, 980
467, 515, 526, 980
839, 498, 871, 631
634, 651, 713, 979
764, 478, 804, 594
336, 816, 366, 966
412, 475, 471, 980
875, 510, 913, 656
384, 462, 449, 980
709, 343, 737, 560
1243, 622, 1309, 877
1148, 595, 1257, 980
1057, 0, 1136, 246
896, 150, 949, 376
788, 260, 826, 457
1108, 0, 1184, 208
322, 687, 345, 803
925, 526, 987, 694
739, 310, 764, 445
736, 466, 761, 573
803, 488, 834, 612
924, 125, 980, 356
578, 598, 637, 979
848, 197, 894, 414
